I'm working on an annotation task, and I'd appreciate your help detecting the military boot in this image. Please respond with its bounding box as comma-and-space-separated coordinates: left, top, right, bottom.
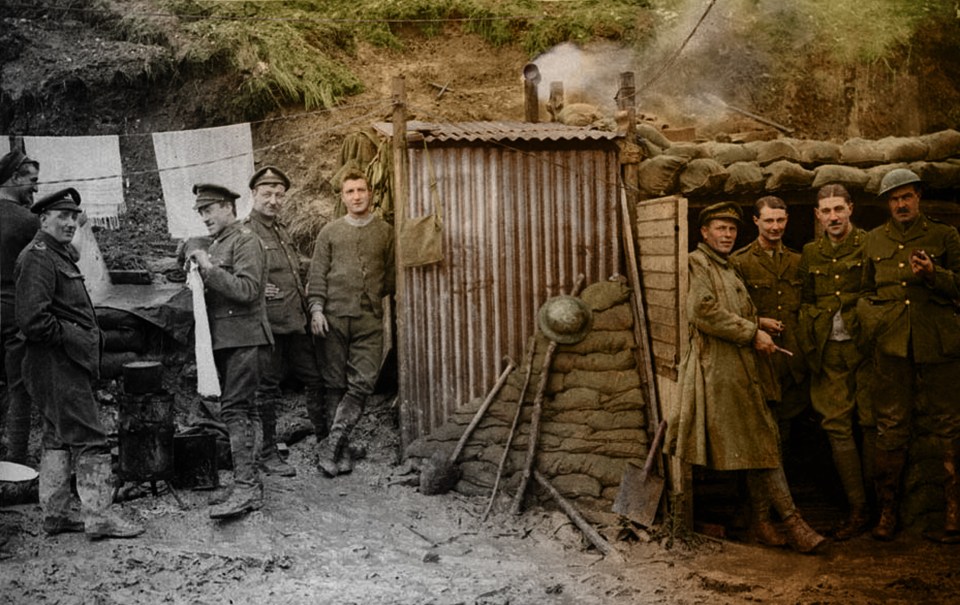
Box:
317, 392, 364, 478
76, 453, 144, 540
746, 472, 786, 547
783, 512, 827, 554
258, 397, 296, 477
830, 438, 870, 541
39, 449, 84, 536
210, 420, 263, 519
924, 439, 960, 543
872, 448, 906, 541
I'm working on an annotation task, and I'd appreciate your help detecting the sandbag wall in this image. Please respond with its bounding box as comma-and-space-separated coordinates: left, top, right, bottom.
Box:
407, 280, 651, 516
635, 127, 960, 199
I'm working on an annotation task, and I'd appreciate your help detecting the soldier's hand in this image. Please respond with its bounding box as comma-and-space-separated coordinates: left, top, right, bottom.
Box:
264, 282, 281, 300
188, 249, 213, 271
754, 329, 777, 355
759, 317, 784, 335
311, 310, 329, 337
910, 249, 935, 279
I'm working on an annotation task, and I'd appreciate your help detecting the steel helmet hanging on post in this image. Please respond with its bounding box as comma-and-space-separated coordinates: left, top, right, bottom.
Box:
878, 168, 922, 198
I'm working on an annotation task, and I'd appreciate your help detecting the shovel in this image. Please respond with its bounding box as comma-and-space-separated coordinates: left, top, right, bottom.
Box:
612, 419, 668, 527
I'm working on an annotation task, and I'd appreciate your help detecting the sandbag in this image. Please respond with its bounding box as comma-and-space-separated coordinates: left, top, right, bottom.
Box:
910, 161, 960, 190
637, 137, 662, 159
764, 160, 814, 191
700, 141, 757, 166
638, 155, 688, 196
558, 103, 604, 127
840, 138, 884, 166
637, 123, 672, 149
797, 140, 841, 165
748, 139, 800, 165
724, 161, 765, 194
921, 129, 960, 161
877, 137, 928, 163
664, 143, 707, 160
864, 163, 908, 194
679, 158, 728, 195
811, 164, 870, 190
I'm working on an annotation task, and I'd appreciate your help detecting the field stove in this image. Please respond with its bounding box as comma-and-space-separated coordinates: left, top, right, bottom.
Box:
114, 361, 185, 507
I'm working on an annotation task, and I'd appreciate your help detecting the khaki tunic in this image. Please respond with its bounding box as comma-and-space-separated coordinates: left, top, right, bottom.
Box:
859, 214, 960, 363
242, 210, 309, 335
730, 240, 805, 395
665, 243, 781, 471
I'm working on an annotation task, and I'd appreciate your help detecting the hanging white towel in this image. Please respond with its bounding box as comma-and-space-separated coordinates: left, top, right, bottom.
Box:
186, 262, 221, 398
72, 221, 111, 304
23, 135, 125, 228
152, 124, 254, 239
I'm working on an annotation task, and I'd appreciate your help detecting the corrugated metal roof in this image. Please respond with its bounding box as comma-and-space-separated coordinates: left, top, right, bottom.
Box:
373, 120, 622, 144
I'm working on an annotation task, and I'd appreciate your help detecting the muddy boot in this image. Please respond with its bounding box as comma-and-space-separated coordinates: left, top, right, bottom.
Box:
872, 448, 906, 541
76, 453, 144, 540
322, 389, 343, 436
783, 512, 827, 554
924, 439, 960, 544
830, 438, 870, 541
258, 397, 295, 478
746, 473, 786, 547
318, 392, 364, 478
316, 429, 344, 478
210, 420, 263, 519
206, 487, 232, 506
305, 386, 328, 442
39, 449, 84, 536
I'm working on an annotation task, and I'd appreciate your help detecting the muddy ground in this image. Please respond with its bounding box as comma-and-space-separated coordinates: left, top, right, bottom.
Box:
2, 393, 960, 605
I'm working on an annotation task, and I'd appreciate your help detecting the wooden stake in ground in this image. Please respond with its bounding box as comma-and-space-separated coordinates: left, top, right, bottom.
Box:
511, 274, 586, 516
419, 358, 517, 495
533, 470, 623, 562
482, 336, 536, 522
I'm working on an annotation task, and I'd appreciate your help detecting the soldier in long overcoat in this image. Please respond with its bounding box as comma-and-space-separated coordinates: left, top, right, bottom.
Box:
858, 169, 960, 542
16, 188, 142, 539
665, 201, 825, 553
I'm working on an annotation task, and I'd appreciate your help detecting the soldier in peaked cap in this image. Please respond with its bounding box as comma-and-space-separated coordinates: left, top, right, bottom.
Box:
242, 166, 328, 478
15, 187, 143, 539
0, 149, 40, 464
859, 169, 960, 543
665, 201, 827, 553
185, 182, 274, 519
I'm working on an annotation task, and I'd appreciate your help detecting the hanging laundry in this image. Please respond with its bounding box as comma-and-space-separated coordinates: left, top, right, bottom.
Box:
23, 135, 125, 228
152, 124, 254, 239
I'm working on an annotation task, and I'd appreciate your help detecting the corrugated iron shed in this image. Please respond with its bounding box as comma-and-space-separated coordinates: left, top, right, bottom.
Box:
375, 121, 624, 447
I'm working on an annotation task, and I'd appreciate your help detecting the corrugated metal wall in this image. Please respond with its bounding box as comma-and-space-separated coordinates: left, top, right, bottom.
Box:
398, 142, 622, 445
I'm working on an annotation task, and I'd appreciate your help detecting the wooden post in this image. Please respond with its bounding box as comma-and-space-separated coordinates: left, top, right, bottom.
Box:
392, 76, 415, 453
522, 63, 540, 123
547, 82, 564, 122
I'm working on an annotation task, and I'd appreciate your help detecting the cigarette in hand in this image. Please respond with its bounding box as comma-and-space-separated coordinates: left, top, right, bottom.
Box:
774, 345, 794, 357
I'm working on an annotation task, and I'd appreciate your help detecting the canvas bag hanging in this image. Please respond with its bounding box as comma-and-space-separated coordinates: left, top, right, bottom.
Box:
398, 141, 444, 268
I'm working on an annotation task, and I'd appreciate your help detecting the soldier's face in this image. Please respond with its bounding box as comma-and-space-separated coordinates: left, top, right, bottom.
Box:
11, 164, 39, 206
252, 183, 286, 218
39, 209, 80, 244
754, 206, 787, 245
701, 218, 738, 255
198, 201, 236, 237
887, 185, 921, 224
816, 196, 853, 242
342, 178, 371, 219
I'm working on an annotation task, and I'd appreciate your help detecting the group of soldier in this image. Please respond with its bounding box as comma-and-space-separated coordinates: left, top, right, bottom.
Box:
0, 147, 394, 539
666, 168, 960, 554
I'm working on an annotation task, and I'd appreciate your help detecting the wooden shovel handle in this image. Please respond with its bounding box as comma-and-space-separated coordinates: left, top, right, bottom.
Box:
643, 420, 668, 475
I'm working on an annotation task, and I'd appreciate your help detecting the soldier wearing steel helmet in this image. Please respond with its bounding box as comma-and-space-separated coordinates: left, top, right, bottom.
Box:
858, 168, 960, 542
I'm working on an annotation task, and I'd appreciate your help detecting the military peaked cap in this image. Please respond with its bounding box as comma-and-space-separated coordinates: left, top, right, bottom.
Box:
698, 201, 743, 227
248, 166, 290, 190
0, 149, 38, 185
32, 187, 81, 214
192, 183, 240, 210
